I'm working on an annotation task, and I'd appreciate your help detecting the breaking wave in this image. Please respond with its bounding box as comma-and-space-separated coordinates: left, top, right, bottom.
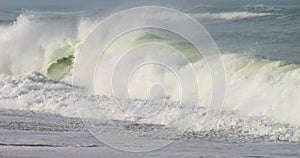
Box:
0, 9, 300, 142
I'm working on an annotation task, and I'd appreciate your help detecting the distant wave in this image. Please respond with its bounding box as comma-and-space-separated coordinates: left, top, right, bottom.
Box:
192, 12, 275, 20
240, 4, 283, 13
188, 4, 300, 20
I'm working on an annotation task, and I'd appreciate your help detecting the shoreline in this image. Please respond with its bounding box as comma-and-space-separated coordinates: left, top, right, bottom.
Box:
0, 109, 299, 157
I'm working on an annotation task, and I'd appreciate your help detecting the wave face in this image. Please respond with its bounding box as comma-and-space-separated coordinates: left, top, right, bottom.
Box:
0, 4, 300, 142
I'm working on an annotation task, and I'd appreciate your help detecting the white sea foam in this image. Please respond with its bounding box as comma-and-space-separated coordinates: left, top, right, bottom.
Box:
0, 71, 300, 142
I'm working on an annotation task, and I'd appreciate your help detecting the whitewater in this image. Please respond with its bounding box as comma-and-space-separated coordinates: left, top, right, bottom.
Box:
0, 1, 300, 157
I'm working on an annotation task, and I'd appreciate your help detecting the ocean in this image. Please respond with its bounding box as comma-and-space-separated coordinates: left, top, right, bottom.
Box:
0, 0, 300, 157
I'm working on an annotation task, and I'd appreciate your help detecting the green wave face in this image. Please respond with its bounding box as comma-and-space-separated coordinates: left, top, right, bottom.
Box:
167, 41, 202, 63
47, 55, 74, 80
238, 61, 269, 76
133, 33, 203, 63
46, 33, 201, 79
45, 33, 202, 80
46, 42, 80, 79
46, 33, 300, 81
